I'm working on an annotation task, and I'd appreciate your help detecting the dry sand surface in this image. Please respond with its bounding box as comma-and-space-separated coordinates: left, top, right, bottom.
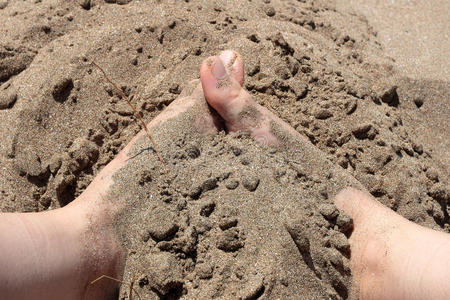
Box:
0, 0, 448, 299
336, 0, 450, 82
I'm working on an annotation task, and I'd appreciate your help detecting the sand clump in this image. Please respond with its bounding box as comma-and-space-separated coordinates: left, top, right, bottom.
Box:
0, 0, 448, 299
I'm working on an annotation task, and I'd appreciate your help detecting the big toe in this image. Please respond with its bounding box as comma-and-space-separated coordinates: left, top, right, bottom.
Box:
200, 50, 302, 146
200, 50, 248, 128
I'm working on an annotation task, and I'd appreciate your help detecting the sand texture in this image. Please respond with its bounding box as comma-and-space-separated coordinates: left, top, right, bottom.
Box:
336, 0, 450, 82
0, 0, 448, 299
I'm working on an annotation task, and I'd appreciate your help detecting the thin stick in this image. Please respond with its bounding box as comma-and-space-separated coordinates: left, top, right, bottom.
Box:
91, 60, 166, 173
90, 275, 141, 300
129, 276, 135, 300
90, 274, 123, 285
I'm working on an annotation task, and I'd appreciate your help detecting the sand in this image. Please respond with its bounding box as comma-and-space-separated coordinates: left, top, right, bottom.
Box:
336, 0, 450, 82
0, 0, 448, 299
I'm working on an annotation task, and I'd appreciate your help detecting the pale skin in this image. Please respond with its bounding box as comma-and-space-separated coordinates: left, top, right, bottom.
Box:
0, 50, 449, 300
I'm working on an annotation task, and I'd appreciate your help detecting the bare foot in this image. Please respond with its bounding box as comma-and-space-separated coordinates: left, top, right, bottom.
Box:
334, 188, 450, 299
0, 79, 221, 300
0, 50, 308, 300
200, 50, 309, 146
2, 50, 448, 300
200, 50, 450, 299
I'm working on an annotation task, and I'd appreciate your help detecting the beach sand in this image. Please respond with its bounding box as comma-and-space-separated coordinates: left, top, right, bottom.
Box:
0, 0, 448, 299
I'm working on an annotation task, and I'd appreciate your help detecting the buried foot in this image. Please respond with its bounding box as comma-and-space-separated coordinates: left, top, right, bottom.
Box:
203, 51, 450, 299
86, 50, 450, 299
334, 188, 450, 300
200, 51, 450, 299
200, 50, 309, 146
1, 50, 449, 300
0, 77, 222, 300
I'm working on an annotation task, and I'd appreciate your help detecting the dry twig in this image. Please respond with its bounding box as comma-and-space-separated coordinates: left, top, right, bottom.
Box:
90, 274, 141, 300
91, 60, 166, 173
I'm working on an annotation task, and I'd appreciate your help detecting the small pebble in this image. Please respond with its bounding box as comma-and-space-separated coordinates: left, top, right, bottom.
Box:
219, 217, 238, 230
346, 98, 357, 114
319, 203, 339, 220
285, 220, 310, 254
188, 186, 202, 199
196, 263, 214, 279
313, 108, 333, 120
327, 247, 344, 270
68, 138, 99, 170
180, 226, 198, 254
112, 102, 133, 116
290, 81, 308, 100
14, 149, 43, 177
216, 228, 245, 252
242, 176, 260, 192
147, 252, 183, 295
336, 212, 353, 235
264, 6, 276, 17
330, 231, 350, 256
196, 219, 212, 234
0, 90, 17, 110
148, 207, 179, 241
202, 178, 218, 192
225, 179, 239, 190
239, 274, 265, 300
47, 153, 62, 174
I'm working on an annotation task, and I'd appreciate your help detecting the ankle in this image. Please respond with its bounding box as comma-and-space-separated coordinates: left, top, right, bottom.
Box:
67, 200, 125, 299
409, 227, 450, 299
357, 219, 450, 300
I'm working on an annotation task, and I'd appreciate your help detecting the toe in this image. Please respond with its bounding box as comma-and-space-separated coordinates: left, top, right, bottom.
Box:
334, 188, 371, 226
200, 50, 249, 127
216, 50, 244, 86
200, 50, 307, 146
334, 187, 403, 227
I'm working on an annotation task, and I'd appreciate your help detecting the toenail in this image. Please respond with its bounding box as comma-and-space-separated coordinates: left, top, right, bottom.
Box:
211, 57, 228, 80
219, 50, 237, 70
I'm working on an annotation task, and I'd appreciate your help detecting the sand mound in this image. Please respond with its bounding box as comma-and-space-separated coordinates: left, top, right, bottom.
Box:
110, 94, 363, 298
